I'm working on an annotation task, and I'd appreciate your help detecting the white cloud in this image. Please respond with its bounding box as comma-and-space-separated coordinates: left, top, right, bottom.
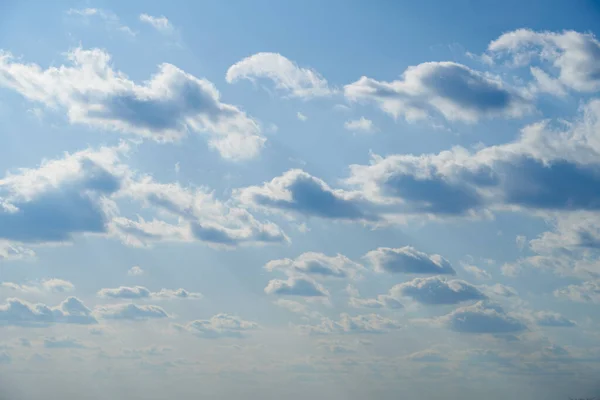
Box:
439, 301, 527, 334
265, 252, 364, 279
554, 281, 600, 304
344, 117, 376, 133
226, 52, 333, 98
0, 242, 35, 261
128, 266, 144, 276
462, 264, 492, 280
236, 169, 378, 222
0, 297, 97, 326
176, 314, 258, 338
67, 8, 136, 37
296, 112, 307, 121
347, 285, 403, 310
364, 246, 456, 275
1, 279, 74, 294
94, 303, 169, 320
344, 61, 532, 123
0, 47, 264, 160
97, 286, 201, 300
298, 313, 402, 335
391, 276, 486, 305
264, 277, 329, 297
139, 14, 173, 34
487, 29, 600, 93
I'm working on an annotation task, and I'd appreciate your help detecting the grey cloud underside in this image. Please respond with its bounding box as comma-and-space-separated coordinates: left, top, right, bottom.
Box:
393, 277, 486, 305
0, 161, 119, 243
442, 301, 527, 334
365, 246, 456, 275
94, 304, 169, 320
242, 170, 378, 221
0, 297, 97, 327
344, 61, 531, 122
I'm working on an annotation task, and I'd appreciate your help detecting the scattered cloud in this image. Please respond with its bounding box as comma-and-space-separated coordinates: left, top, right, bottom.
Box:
236, 169, 379, 222
264, 277, 329, 297
462, 264, 492, 280
67, 8, 136, 37
297, 112, 308, 121
439, 301, 527, 334
298, 313, 402, 335
226, 52, 333, 98
364, 246, 456, 275
391, 276, 486, 305
265, 252, 363, 279
344, 117, 376, 133
0, 297, 97, 326
345, 61, 532, 123
176, 314, 258, 338
128, 266, 144, 276
139, 14, 173, 34
487, 29, 600, 93
98, 286, 201, 300
94, 303, 170, 320
0, 47, 265, 160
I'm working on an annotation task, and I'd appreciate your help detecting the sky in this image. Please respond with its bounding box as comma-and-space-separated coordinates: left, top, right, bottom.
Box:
0, 0, 600, 399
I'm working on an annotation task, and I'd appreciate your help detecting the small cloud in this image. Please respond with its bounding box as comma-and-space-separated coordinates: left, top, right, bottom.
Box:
516, 235, 527, 251
297, 112, 308, 121
462, 264, 491, 280
128, 266, 144, 276
344, 117, 376, 133
139, 14, 174, 34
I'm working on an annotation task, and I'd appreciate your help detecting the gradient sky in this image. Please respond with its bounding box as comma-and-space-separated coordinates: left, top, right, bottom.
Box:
1, 1, 600, 399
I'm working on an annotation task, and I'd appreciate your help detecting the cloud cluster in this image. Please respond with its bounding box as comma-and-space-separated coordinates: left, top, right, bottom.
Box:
0, 143, 287, 249
0, 47, 264, 160
0, 297, 97, 326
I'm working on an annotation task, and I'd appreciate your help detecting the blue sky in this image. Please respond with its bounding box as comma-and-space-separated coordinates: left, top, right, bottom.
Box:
1, 1, 600, 399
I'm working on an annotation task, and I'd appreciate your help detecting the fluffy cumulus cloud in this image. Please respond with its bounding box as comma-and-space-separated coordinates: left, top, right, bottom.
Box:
487, 29, 600, 93
391, 276, 486, 305
364, 246, 455, 275
299, 313, 402, 335
265, 252, 364, 279
344, 61, 532, 123
226, 52, 333, 98
176, 314, 258, 339
264, 277, 329, 297
128, 266, 144, 276
0, 297, 97, 326
236, 169, 378, 222
0, 47, 264, 160
94, 303, 169, 320
439, 301, 527, 334
344, 99, 600, 218
0, 145, 127, 244
97, 286, 201, 300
